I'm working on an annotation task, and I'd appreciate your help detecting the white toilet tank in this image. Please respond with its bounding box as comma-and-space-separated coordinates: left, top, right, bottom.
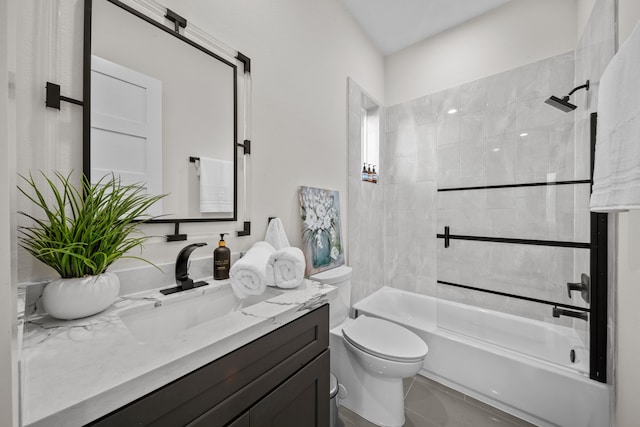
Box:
309, 265, 352, 328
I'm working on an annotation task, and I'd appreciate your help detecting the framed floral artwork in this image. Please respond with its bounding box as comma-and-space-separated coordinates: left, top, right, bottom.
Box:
298, 186, 344, 276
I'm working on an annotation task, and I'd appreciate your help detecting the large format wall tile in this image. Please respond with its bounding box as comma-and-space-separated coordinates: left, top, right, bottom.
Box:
386, 51, 587, 321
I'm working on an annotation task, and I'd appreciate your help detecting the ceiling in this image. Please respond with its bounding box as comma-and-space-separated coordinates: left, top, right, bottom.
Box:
339, 0, 512, 56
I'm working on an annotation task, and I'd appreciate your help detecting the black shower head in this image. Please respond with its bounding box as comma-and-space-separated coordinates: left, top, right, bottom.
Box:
545, 95, 577, 112
544, 80, 590, 112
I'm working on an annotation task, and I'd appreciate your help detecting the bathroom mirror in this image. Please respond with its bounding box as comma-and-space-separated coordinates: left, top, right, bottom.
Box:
84, 0, 245, 222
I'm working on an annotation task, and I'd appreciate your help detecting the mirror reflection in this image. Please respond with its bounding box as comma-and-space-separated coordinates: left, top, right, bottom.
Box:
86, 0, 238, 220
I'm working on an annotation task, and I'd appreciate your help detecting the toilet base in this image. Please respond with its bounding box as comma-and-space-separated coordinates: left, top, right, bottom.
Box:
331, 323, 419, 427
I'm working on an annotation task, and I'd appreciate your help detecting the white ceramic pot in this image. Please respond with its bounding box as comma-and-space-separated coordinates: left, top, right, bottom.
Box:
42, 272, 120, 320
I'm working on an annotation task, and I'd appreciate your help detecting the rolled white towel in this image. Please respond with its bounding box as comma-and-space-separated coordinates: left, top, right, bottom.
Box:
265, 246, 305, 289
230, 241, 275, 299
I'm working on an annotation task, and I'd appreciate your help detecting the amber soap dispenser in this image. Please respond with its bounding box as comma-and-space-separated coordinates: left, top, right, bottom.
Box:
214, 233, 231, 280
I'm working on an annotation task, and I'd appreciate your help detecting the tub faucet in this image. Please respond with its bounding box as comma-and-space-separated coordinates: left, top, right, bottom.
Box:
160, 242, 208, 295
552, 306, 588, 322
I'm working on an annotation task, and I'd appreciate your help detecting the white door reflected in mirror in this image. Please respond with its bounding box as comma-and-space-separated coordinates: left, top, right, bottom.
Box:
91, 55, 163, 216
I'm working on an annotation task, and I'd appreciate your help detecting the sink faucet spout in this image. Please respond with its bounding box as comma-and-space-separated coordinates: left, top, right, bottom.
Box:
161, 242, 208, 295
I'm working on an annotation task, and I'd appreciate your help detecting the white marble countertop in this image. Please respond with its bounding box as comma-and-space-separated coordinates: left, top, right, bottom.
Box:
20, 279, 336, 427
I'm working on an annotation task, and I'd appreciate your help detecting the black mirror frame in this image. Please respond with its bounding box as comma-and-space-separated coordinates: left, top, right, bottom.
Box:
83, 0, 241, 230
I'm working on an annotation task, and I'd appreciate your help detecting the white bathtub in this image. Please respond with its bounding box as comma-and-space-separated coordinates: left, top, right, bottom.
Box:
352, 287, 610, 427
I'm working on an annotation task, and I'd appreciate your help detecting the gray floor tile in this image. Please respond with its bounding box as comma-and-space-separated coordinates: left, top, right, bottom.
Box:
405, 376, 472, 425
404, 377, 415, 398
405, 408, 441, 427
457, 407, 521, 427
338, 374, 536, 427
463, 395, 538, 427
413, 375, 465, 400
338, 406, 378, 427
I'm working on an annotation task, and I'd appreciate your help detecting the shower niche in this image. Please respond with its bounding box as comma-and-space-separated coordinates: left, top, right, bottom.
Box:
359, 92, 380, 184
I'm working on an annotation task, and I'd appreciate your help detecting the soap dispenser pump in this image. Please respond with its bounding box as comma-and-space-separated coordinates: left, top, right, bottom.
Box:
214, 233, 231, 280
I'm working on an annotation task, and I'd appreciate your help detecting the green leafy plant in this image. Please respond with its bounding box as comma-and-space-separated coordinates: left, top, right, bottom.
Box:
18, 171, 165, 278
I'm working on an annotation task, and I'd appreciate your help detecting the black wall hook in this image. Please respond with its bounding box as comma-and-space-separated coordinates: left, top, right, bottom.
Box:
45, 82, 83, 110
236, 140, 251, 155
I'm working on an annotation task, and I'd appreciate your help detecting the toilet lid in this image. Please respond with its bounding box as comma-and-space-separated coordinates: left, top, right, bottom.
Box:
342, 316, 428, 363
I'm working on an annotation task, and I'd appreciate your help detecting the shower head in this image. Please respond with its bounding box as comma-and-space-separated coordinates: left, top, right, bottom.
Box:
545, 95, 577, 112
544, 80, 590, 112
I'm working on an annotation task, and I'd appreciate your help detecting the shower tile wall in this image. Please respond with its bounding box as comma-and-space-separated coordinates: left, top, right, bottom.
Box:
350, 0, 616, 327
384, 96, 438, 294
384, 51, 598, 323
347, 79, 386, 304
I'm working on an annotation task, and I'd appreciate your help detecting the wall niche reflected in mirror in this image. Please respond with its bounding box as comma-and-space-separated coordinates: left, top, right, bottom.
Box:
84, 0, 250, 222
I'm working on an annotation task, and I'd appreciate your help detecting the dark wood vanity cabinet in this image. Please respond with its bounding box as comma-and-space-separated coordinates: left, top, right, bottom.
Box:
87, 304, 329, 427
213, 351, 329, 427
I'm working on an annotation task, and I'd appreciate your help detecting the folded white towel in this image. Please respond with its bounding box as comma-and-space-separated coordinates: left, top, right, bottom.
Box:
199, 157, 234, 213
229, 241, 275, 299
590, 20, 640, 212
266, 247, 305, 289
264, 217, 290, 250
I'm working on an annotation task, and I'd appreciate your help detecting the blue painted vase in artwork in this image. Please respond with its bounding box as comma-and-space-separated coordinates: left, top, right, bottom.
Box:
312, 232, 332, 268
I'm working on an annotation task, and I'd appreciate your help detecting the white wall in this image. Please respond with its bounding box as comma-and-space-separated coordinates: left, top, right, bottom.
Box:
616, 213, 640, 427
14, 0, 384, 282
1, 0, 19, 424
385, 0, 577, 106
619, 0, 640, 40
615, 2, 640, 426
157, 0, 384, 255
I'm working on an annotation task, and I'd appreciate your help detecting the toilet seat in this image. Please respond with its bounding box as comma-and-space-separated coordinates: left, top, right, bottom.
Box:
342, 316, 428, 363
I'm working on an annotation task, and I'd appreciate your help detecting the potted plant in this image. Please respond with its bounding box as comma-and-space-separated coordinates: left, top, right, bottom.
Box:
18, 171, 164, 320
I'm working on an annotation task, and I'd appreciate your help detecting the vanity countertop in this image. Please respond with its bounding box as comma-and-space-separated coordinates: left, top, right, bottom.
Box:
20, 280, 336, 427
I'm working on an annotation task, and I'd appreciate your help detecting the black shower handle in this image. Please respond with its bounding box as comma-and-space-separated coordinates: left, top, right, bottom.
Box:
566, 273, 590, 303
567, 281, 583, 298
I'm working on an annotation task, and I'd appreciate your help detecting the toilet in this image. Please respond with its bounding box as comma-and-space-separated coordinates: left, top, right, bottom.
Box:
310, 266, 428, 427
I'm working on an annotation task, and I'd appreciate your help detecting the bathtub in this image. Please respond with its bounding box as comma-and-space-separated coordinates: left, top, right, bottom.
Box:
352, 287, 610, 427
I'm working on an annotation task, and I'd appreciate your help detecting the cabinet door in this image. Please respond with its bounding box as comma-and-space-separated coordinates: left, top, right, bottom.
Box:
249, 350, 329, 427
227, 412, 250, 427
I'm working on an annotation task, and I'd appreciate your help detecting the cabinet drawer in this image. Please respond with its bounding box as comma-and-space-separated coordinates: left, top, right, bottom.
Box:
87, 304, 329, 426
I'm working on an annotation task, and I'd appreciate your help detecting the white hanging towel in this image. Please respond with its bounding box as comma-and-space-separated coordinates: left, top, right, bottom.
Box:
264, 217, 290, 250
590, 20, 640, 212
199, 157, 234, 213
229, 241, 275, 299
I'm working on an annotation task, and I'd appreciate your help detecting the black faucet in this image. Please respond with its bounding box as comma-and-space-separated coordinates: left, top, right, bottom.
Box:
160, 242, 208, 295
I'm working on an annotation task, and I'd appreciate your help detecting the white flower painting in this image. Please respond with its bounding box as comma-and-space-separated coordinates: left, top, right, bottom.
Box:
299, 186, 344, 275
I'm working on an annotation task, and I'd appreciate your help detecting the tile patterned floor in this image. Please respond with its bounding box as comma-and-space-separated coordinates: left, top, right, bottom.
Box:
338, 375, 538, 427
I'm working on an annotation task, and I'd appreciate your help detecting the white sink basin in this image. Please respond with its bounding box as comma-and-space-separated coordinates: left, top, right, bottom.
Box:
118, 284, 281, 342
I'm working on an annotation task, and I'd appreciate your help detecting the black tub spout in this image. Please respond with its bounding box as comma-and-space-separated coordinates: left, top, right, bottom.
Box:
552, 306, 588, 321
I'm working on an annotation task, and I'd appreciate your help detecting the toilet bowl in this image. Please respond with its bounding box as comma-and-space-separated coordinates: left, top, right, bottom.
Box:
331, 316, 427, 426
310, 266, 428, 427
